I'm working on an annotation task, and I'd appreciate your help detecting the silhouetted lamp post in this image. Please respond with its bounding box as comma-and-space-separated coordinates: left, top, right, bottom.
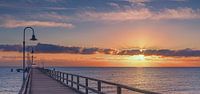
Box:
31, 47, 35, 66
23, 27, 37, 82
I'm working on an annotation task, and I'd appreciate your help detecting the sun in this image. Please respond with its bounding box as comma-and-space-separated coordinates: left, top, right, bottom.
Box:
129, 54, 146, 61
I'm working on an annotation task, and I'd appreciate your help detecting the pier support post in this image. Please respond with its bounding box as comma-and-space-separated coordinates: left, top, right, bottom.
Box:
66, 74, 68, 85
62, 73, 65, 82
117, 86, 121, 94
71, 75, 73, 87
56, 71, 58, 79
77, 76, 80, 90
60, 72, 62, 81
98, 81, 101, 92
85, 78, 88, 94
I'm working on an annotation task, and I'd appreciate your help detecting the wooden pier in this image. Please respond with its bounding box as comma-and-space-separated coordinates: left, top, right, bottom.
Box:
19, 68, 160, 94
31, 69, 78, 94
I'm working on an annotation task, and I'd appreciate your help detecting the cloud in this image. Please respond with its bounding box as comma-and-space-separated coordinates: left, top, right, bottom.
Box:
79, 7, 200, 22
0, 19, 74, 28
127, 0, 187, 3
142, 48, 200, 57
116, 49, 200, 57
79, 8, 152, 21
33, 12, 70, 20
118, 50, 141, 55
107, 2, 120, 8
0, 45, 21, 51
44, 0, 64, 3
34, 43, 117, 55
1, 43, 200, 57
125, 0, 151, 3
155, 8, 200, 20
170, 0, 188, 2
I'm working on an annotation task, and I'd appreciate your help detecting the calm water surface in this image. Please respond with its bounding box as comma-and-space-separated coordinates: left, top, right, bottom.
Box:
55, 67, 200, 94
0, 67, 22, 94
0, 67, 200, 94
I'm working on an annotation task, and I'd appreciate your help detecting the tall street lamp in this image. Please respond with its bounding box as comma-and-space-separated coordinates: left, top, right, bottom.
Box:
23, 27, 37, 82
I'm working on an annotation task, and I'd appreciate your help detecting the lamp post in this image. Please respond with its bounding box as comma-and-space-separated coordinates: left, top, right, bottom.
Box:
23, 27, 37, 83
31, 47, 35, 66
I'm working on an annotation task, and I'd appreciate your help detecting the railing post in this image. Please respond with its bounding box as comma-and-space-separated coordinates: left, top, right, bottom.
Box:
85, 78, 88, 94
52, 71, 53, 78
77, 76, 79, 90
57, 71, 59, 80
62, 72, 65, 82
66, 74, 68, 85
117, 86, 121, 94
60, 72, 62, 81
56, 71, 58, 80
71, 75, 73, 87
55, 71, 56, 79
52, 70, 54, 77
51, 70, 53, 77
55, 71, 57, 79
98, 81, 101, 92
53, 71, 55, 78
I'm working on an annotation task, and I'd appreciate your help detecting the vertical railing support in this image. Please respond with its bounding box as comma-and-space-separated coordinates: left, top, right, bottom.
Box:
57, 71, 59, 80
56, 71, 58, 80
98, 81, 101, 92
85, 78, 88, 94
77, 76, 80, 90
117, 86, 121, 94
66, 74, 68, 85
71, 75, 73, 87
50, 70, 52, 77
60, 72, 62, 81
54, 71, 55, 78
55, 71, 57, 79
62, 72, 65, 82
52, 70, 53, 77
51, 71, 54, 78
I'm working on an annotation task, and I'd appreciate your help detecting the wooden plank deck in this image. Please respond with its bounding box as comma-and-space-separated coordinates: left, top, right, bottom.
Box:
31, 68, 78, 94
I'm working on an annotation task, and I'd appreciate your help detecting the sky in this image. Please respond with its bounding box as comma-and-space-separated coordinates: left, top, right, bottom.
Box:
0, 0, 200, 67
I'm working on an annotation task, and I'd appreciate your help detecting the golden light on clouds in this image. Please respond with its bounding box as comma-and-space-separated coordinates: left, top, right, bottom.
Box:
1, 51, 200, 67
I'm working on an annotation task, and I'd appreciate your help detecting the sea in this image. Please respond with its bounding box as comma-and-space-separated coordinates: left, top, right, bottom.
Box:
0, 67, 200, 94
0, 67, 22, 94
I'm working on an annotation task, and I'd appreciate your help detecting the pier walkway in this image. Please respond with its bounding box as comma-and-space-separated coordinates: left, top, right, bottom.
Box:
19, 68, 160, 94
31, 68, 78, 94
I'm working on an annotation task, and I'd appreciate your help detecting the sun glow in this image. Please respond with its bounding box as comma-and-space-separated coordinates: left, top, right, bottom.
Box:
129, 54, 146, 61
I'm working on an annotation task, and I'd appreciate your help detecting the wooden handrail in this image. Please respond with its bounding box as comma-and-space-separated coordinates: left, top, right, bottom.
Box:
39, 68, 160, 94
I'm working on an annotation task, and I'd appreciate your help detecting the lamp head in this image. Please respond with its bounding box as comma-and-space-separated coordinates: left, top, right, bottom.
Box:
30, 34, 37, 41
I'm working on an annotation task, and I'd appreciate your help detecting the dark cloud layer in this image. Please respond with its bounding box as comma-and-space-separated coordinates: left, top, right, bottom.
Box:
0, 43, 200, 57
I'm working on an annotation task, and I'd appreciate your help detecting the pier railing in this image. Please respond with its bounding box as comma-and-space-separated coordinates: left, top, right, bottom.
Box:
40, 68, 160, 94
18, 68, 32, 94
